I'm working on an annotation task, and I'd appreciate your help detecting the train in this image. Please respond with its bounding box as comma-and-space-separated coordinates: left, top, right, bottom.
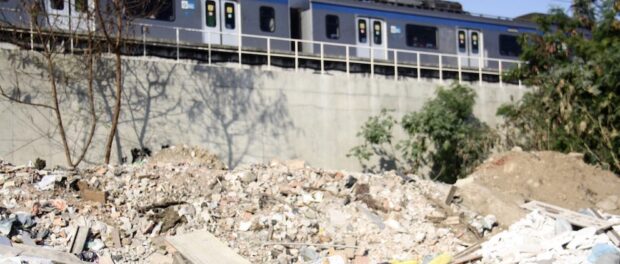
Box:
0, 0, 538, 80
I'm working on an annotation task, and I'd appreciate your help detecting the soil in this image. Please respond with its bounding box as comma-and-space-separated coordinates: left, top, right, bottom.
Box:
456, 150, 620, 226
147, 145, 227, 170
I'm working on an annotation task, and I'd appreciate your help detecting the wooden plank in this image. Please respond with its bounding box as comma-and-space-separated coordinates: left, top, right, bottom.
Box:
0, 244, 85, 264
452, 252, 482, 264
521, 201, 610, 228
110, 228, 122, 248
68, 226, 89, 254
587, 208, 620, 247
444, 185, 457, 205
453, 242, 482, 259
165, 231, 251, 264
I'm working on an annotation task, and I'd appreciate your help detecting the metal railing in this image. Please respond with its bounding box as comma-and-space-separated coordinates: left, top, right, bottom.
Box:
132, 22, 522, 87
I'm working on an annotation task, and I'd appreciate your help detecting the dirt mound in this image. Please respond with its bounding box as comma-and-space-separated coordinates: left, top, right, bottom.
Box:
456, 150, 620, 226
147, 145, 227, 170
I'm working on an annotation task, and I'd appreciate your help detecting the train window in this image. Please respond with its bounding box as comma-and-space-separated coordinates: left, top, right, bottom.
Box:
224, 2, 236, 29
471, 32, 479, 54
206, 1, 216, 27
406, 24, 437, 49
75, 0, 88, 12
357, 19, 367, 43
325, 15, 339, 39
50, 0, 64, 10
125, 0, 175, 21
458, 30, 466, 52
373, 21, 382, 45
259, 6, 275, 32
499, 35, 522, 57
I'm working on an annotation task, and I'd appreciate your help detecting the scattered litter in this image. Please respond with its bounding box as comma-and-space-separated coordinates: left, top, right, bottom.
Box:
35, 175, 55, 191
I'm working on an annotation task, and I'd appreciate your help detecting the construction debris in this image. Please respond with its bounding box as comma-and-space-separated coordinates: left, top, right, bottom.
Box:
0, 155, 469, 263
0, 149, 619, 263
452, 200, 620, 264
165, 231, 250, 264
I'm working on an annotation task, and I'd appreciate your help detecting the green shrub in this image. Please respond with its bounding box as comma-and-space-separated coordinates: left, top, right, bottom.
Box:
498, 0, 620, 173
348, 84, 495, 183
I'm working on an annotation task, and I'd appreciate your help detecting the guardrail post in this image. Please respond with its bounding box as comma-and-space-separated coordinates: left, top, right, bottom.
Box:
238, 32, 242, 68
70, 35, 74, 54
393, 50, 398, 81
208, 32, 212, 65
499, 60, 503, 88
267, 38, 271, 71
439, 54, 443, 82
478, 56, 483, 87
370, 47, 374, 79
142, 26, 146, 57
416, 52, 421, 81
518, 62, 522, 89
346, 46, 350, 77
457, 55, 462, 84
320, 43, 324, 74
30, 21, 34, 51
294, 40, 299, 72
175, 28, 180, 61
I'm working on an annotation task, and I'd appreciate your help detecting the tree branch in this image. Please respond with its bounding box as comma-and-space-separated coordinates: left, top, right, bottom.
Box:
0, 85, 54, 110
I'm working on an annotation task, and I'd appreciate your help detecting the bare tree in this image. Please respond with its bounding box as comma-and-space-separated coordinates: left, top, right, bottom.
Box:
95, 0, 165, 164
0, 0, 100, 168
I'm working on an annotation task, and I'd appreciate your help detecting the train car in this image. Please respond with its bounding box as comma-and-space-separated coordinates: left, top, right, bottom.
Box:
302, 0, 536, 70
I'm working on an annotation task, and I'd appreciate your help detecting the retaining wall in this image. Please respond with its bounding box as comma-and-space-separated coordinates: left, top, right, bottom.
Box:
0, 49, 525, 170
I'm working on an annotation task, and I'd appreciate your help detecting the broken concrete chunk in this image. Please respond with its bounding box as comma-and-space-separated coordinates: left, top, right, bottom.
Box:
0, 236, 11, 246
300, 246, 320, 262
68, 226, 89, 254
0, 218, 14, 236
165, 231, 250, 264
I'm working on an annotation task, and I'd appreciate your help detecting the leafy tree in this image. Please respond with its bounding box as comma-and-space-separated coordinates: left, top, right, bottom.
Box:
498, 0, 620, 173
348, 84, 495, 183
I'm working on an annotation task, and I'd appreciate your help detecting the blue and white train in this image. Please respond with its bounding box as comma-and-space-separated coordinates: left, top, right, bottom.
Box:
0, 0, 538, 79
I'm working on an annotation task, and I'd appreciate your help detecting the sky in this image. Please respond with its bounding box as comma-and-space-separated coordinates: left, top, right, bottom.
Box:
456, 0, 573, 18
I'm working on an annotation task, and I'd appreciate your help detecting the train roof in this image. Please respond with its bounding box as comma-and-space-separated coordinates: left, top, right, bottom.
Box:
309, 0, 539, 32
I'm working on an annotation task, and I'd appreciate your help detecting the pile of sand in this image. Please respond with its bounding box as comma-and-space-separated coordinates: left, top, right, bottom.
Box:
456, 150, 620, 226
147, 145, 227, 170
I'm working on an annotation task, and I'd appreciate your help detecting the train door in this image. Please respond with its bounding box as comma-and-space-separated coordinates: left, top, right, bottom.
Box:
355, 17, 370, 58
456, 29, 483, 68
202, 0, 221, 44
221, 0, 239, 46
356, 17, 387, 59
370, 19, 387, 60
44, 0, 70, 30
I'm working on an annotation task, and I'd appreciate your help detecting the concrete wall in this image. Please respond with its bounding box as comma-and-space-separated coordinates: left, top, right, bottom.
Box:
0, 48, 525, 170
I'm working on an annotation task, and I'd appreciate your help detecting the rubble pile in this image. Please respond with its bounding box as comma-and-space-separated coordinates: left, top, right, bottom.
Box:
0, 157, 467, 263
1, 148, 619, 264
479, 210, 620, 264
456, 150, 620, 226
